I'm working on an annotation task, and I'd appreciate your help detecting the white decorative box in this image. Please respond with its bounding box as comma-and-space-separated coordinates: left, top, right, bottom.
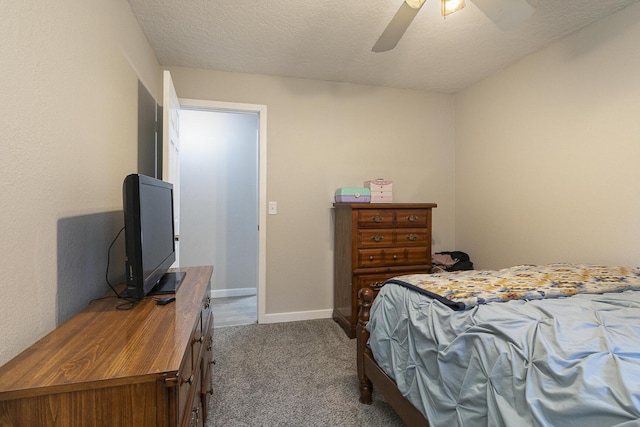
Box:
364, 179, 393, 192
370, 191, 393, 203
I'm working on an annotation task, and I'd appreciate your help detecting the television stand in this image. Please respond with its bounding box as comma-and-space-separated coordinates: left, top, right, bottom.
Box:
0, 266, 214, 427
149, 271, 186, 295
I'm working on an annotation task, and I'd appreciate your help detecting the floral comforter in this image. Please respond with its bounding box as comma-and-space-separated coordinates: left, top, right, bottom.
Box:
387, 263, 640, 310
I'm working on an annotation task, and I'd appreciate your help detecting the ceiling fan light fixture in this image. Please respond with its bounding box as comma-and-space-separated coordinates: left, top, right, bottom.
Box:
405, 0, 426, 9
441, 0, 465, 16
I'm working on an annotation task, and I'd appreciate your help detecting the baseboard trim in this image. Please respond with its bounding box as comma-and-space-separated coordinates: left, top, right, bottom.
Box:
210, 288, 257, 298
261, 309, 333, 324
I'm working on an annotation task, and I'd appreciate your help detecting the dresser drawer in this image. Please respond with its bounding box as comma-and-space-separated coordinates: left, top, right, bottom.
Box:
178, 355, 195, 420
357, 247, 429, 268
396, 228, 429, 246
357, 273, 401, 292
200, 326, 214, 422
357, 209, 430, 229
180, 363, 203, 427
357, 210, 394, 228
177, 306, 205, 425
395, 209, 429, 228
357, 228, 429, 248
357, 229, 395, 247
357, 269, 430, 292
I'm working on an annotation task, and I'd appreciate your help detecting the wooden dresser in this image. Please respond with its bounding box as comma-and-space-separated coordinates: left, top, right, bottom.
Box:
0, 265, 214, 427
333, 203, 437, 338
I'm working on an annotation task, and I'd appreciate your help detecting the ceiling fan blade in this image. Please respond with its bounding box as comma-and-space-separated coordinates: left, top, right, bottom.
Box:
372, 2, 423, 53
472, 0, 534, 31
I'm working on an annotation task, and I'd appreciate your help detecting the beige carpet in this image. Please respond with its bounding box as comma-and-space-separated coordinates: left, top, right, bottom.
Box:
207, 319, 406, 427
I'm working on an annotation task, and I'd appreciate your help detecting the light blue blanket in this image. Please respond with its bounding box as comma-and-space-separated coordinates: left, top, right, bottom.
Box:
367, 283, 640, 427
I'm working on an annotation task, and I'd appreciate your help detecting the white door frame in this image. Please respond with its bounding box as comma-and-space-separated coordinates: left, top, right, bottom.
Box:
179, 98, 267, 324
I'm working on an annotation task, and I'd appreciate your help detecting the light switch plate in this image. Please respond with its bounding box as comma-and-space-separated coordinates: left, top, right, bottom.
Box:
268, 201, 277, 215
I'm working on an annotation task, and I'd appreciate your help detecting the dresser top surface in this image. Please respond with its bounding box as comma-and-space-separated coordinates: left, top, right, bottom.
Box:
333, 203, 437, 209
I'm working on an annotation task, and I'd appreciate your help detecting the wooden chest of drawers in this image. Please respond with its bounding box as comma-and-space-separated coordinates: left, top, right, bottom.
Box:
333, 203, 437, 338
0, 266, 214, 427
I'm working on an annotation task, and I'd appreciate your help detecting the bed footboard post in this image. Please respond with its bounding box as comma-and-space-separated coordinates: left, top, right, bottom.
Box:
357, 287, 374, 404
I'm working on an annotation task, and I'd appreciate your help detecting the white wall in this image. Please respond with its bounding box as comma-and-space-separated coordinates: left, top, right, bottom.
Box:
0, 1, 160, 365
179, 109, 259, 293
455, 3, 640, 269
167, 67, 457, 315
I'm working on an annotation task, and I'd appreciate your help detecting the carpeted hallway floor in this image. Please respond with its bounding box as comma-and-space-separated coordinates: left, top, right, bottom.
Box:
207, 319, 406, 427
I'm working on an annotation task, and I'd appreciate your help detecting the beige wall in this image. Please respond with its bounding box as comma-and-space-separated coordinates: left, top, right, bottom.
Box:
0, 1, 160, 365
5, 0, 635, 366
455, 3, 640, 269
168, 67, 456, 315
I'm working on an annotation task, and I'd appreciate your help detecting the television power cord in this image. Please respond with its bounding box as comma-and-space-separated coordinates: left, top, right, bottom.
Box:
102, 226, 137, 310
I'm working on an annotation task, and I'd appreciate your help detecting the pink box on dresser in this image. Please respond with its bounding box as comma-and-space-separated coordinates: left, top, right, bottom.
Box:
364, 179, 393, 192
365, 179, 393, 203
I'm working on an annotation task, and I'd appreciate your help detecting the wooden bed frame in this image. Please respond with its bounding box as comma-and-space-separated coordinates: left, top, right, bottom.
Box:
357, 287, 430, 427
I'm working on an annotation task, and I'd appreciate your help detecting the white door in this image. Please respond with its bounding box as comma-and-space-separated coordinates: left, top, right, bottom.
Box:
163, 70, 181, 266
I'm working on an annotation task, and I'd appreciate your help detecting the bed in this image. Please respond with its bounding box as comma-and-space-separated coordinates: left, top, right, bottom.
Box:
356, 263, 640, 427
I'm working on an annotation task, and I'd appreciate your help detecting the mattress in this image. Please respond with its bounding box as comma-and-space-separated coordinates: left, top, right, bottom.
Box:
367, 281, 640, 427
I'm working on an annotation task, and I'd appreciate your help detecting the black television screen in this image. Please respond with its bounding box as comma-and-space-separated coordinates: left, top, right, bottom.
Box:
122, 174, 185, 299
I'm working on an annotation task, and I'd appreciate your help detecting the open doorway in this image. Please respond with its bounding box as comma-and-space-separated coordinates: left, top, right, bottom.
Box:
178, 99, 267, 326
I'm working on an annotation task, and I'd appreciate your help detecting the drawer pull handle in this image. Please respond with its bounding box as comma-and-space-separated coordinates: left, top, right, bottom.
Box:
204, 297, 211, 309
372, 215, 384, 223
407, 233, 418, 241
211, 359, 217, 365
183, 375, 194, 385
371, 235, 384, 242
193, 336, 204, 344
406, 215, 418, 222
393, 255, 398, 260
369, 256, 374, 261
369, 282, 385, 291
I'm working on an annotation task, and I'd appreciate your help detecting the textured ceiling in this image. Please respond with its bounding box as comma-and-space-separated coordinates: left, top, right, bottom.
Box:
128, 0, 639, 93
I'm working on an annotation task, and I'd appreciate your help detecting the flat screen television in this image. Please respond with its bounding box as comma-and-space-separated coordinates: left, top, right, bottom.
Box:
122, 174, 185, 299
